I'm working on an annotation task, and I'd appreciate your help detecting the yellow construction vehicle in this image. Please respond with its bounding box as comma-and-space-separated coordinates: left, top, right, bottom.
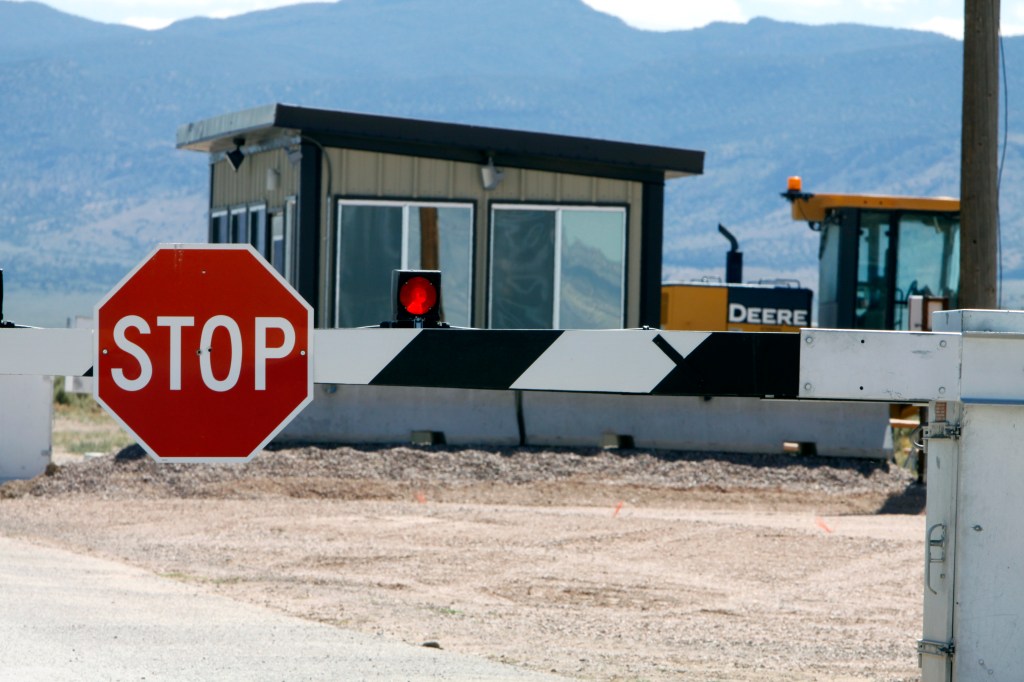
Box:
782, 176, 960, 331
661, 177, 960, 336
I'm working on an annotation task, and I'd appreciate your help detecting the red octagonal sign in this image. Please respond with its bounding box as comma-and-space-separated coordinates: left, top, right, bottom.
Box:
94, 244, 313, 462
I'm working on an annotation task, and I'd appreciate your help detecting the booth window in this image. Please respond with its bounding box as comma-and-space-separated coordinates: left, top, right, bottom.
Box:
231, 207, 247, 244
334, 200, 473, 328
247, 205, 267, 256
210, 210, 228, 244
211, 203, 303, 286
220, 205, 268, 255
214, 205, 272, 257
489, 205, 626, 329
269, 197, 297, 283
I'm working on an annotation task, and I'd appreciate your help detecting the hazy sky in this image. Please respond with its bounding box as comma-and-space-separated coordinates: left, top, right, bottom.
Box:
20, 0, 1024, 37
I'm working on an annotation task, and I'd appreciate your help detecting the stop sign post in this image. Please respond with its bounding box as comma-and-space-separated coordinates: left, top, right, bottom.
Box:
94, 244, 312, 462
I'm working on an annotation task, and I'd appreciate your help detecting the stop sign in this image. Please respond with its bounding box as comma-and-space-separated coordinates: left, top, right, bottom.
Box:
94, 244, 313, 462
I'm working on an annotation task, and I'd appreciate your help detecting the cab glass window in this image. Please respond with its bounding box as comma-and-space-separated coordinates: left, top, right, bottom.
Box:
854, 211, 891, 330
893, 213, 960, 329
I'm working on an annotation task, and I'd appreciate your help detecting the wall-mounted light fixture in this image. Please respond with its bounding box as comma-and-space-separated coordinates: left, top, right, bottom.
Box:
480, 155, 505, 191
286, 146, 303, 167
225, 137, 246, 171
266, 167, 280, 192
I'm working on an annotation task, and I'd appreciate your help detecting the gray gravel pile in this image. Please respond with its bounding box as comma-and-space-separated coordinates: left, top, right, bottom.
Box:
1, 444, 918, 501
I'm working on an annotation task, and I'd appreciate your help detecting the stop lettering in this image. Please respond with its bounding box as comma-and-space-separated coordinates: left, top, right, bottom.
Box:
94, 244, 313, 462
108, 314, 296, 392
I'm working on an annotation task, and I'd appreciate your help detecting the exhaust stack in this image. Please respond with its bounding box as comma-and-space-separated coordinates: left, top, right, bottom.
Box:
718, 224, 743, 284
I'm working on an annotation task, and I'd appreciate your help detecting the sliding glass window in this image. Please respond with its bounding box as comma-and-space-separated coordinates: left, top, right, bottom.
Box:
247, 205, 267, 256
230, 207, 247, 245
278, 196, 297, 285
210, 210, 229, 244
335, 200, 473, 328
490, 205, 626, 329
212, 202, 295, 287
219, 204, 268, 256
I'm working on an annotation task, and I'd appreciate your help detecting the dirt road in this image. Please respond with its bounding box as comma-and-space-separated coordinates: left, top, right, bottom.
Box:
0, 445, 926, 681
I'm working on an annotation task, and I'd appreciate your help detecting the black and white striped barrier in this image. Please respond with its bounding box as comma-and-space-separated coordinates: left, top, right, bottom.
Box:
311, 328, 801, 398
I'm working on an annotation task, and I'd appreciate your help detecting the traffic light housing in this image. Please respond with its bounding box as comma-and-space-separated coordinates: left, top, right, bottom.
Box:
385, 269, 447, 328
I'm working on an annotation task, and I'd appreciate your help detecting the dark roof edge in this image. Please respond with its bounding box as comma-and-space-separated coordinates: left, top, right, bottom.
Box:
177, 103, 704, 180
176, 103, 280, 150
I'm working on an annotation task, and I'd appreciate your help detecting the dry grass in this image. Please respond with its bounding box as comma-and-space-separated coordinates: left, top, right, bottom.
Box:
51, 381, 135, 456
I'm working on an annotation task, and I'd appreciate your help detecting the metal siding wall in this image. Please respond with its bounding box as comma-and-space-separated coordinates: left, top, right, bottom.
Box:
416, 157, 453, 197
522, 170, 559, 202
210, 149, 299, 212
381, 153, 416, 195
559, 173, 596, 202
210, 161, 233, 208
264, 148, 300, 207
337, 149, 379, 195
451, 161, 480, 198
595, 177, 631, 202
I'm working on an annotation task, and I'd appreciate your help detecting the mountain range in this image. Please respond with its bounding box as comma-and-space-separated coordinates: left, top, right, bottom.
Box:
0, 0, 1020, 326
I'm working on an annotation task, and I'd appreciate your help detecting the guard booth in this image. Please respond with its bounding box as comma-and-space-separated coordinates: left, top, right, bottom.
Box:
176, 103, 705, 331
175, 104, 890, 455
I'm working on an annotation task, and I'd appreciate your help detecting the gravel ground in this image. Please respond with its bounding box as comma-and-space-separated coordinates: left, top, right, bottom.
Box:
3, 444, 923, 512
0, 444, 927, 680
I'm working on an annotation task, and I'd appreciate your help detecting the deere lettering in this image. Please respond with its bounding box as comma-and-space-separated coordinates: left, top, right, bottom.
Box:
728, 303, 809, 327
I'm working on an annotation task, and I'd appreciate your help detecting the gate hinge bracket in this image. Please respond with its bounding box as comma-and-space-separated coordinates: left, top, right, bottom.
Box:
917, 638, 955, 661
926, 422, 961, 440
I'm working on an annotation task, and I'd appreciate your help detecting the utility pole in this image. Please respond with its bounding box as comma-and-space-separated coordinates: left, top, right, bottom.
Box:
960, 0, 1000, 309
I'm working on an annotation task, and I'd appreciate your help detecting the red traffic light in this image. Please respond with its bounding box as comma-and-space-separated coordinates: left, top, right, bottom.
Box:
399, 276, 438, 316
388, 269, 446, 328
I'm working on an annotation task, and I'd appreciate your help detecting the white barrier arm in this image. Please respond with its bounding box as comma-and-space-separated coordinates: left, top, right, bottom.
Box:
798, 329, 961, 403
0, 328, 93, 377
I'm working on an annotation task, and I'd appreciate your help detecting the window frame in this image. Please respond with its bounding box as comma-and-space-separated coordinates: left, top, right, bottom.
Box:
282, 196, 297, 285
229, 206, 248, 245
247, 203, 268, 257
211, 201, 296, 285
488, 202, 628, 329
333, 197, 476, 328
210, 209, 229, 244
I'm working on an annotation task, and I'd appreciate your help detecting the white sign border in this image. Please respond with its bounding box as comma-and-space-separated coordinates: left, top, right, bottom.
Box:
93, 243, 314, 464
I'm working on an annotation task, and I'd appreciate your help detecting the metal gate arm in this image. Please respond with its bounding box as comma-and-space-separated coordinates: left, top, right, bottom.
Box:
798, 329, 960, 402
0, 327, 93, 377
311, 328, 802, 398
